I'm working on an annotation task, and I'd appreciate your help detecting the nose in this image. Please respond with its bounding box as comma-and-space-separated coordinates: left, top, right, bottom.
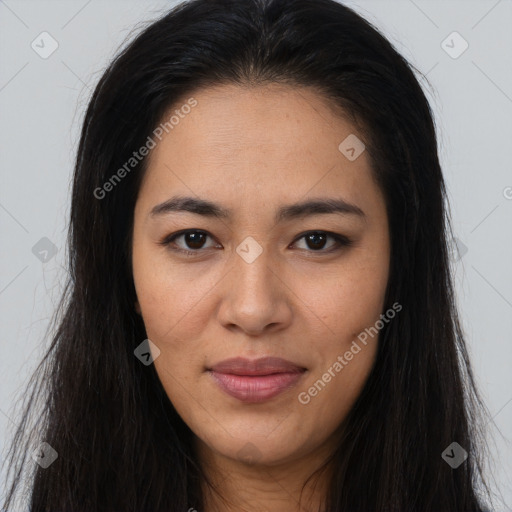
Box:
216, 246, 293, 336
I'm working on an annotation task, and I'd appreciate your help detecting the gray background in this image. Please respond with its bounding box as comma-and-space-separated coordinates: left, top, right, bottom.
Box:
1, 0, 511, 509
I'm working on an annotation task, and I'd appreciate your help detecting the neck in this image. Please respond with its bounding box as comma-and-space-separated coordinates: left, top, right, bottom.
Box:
194, 437, 336, 512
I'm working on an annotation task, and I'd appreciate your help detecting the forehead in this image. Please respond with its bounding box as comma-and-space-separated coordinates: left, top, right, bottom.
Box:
137, 83, 379, 218
150, 83, 354, 159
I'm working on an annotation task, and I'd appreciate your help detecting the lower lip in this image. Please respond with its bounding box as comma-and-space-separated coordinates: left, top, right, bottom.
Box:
209, 371, 305, 403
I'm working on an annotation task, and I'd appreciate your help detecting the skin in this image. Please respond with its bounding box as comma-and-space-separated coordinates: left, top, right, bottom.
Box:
132, 83, 390, 512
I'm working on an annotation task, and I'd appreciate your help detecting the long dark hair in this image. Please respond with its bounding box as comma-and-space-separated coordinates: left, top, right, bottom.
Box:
2, 0, 496, 510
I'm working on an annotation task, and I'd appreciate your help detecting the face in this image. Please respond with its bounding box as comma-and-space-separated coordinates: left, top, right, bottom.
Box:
132, 83, 390, 468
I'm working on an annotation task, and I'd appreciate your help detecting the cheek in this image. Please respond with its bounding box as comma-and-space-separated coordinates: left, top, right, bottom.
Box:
132, 254, 220, 411
307, 259, 389, 344
134, 282, 209, 382
132, 246, 220, 343
293, 259, 387, 416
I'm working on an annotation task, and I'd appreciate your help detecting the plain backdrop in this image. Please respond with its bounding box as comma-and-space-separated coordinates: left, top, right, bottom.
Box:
1, 0, 511, 509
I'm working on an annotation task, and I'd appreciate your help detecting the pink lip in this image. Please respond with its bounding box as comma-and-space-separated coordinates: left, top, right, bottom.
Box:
208, 357, 306, 403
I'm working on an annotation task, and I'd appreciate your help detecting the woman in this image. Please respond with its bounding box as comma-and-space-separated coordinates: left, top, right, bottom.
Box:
1, 0, 496, 510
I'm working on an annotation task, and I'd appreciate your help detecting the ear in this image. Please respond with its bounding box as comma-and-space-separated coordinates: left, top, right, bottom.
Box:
135, 300, 141, 315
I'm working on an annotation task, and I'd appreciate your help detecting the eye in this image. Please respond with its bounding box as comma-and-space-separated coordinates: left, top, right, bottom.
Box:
291, 231, 352, 253
159, 229, 219, 256
159, 229, 352, 257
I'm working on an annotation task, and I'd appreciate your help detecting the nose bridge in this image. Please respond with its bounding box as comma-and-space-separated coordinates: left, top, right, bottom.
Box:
231, 238, 278, 303
219, 237, 291, 333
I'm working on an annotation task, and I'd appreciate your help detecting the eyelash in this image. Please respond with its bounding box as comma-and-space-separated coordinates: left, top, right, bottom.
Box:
158, 229, 353, 257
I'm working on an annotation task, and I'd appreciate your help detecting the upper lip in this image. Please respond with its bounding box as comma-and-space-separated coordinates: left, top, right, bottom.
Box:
208, 357, 306, 376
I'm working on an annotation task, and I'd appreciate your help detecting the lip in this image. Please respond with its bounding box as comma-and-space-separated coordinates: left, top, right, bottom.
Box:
207, 357, 306, 403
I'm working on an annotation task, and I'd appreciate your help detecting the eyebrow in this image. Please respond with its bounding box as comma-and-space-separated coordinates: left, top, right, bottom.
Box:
149, 195, 365, 223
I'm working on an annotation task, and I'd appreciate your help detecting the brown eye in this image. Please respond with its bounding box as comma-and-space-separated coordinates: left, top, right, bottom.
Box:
293, 231, 351, 253
160, 229, 351, 257
304, 232, 329, 250
181, 231, 208, 249
160, 230, 218, 255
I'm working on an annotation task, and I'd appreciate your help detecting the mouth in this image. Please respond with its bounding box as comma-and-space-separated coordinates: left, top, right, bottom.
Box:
207, 356, 307, 403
